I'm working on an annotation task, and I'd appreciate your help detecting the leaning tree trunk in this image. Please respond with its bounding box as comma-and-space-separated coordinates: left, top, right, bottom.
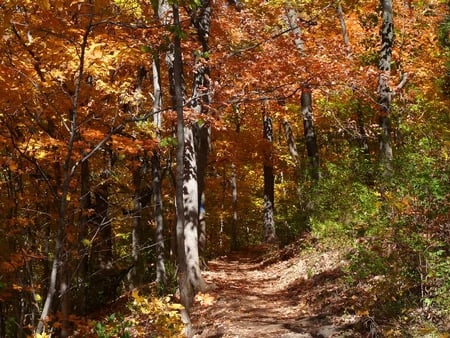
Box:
262, 108, 276, 243
378, 0, 394, 177
301, 87, 320, 181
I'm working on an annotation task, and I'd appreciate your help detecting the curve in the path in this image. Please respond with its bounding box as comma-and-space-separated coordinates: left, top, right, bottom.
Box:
191, 253, 364, 338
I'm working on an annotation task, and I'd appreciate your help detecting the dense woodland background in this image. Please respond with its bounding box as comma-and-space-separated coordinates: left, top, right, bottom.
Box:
0, 0, 449, 336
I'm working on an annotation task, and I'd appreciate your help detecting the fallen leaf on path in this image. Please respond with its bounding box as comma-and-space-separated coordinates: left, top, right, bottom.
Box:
195, 292, 216, 306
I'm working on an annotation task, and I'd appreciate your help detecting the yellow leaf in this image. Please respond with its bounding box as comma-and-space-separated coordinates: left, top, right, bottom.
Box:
169, 303, 185, 310
132, 290, 145, 304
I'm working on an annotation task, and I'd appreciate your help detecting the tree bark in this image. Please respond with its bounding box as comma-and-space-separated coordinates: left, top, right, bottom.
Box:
378, 0, 394, 177
190, 0, 212, 263
129, 160, 148, 289
262, 109, 276, 243
284, 7, 305, 55
183, 125, 207, 293
301, 87, 320, 181
336, 3, 351, 56
282, 118, 303, 204
171, 4, 194, 332
77, 158, 90, 314
282, 118, 300, 168
152, 53, 166, 291
231, 163, 238, 251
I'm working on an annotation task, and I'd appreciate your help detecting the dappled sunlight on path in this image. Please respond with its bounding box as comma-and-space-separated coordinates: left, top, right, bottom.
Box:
191, 248, 367, 338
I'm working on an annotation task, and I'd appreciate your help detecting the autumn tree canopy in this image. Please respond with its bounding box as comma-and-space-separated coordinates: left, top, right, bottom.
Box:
0, 0, 448, 336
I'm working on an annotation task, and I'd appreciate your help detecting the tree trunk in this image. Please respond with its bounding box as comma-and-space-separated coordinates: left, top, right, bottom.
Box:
77, 158, 90, 314
190, 0, 212, 263
336, 3, 351, 56
282, 118, 300, 168
93, 165, 113, 270
171, 4, 194, 332
282, 118, 303, 205
301, 87, 320, 181
231, 163, 238, 251
37, 7, 93, 333
152, 53, 166, 292
262, 109, 276, 243
378, 0, 394, 177
284, 7, 305, 54
129, 161, 148, 289
193, 123, 209, 262
183, 126, 207, 292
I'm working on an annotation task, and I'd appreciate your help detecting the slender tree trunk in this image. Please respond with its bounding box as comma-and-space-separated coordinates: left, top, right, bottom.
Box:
230, 105, 240, 251
262, 108, 276, 242
282, 118, 300, 168
336, 3, 351, 56
231, 163, 238, 250
284, 7, 305, 54
282, 118, 303, 205
77, 159, 90, 314
378, 0, 394, 177
129, 66, 150, 289
37, 7, 93, 334
93, 165, 113, 270
152, 53, 166, 291
301, 87, 320, 181
129, 161, 147, 289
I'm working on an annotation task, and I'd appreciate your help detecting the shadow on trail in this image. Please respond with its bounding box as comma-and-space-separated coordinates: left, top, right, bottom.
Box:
191, 251, 368, 338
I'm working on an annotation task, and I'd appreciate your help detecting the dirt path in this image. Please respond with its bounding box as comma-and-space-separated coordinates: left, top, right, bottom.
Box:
191, 249, 368, 338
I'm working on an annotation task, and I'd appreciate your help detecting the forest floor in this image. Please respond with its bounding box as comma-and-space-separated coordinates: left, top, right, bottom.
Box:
190, 242, 375, 338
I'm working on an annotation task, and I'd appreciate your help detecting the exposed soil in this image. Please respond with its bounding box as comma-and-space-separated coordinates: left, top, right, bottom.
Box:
191, 245, 375, 338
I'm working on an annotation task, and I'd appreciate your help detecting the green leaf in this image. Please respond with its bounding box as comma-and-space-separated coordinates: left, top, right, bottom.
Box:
140, 45, 152, 53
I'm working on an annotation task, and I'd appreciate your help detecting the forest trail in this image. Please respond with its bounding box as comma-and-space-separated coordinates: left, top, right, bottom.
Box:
191, 246, 371, 338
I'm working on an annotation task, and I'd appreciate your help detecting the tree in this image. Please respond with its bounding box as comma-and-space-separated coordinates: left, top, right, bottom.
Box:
301, 87, 320, 181
169, 3, 206, 332
262, 104, 276, 242
378, 0, 394, 177
189, 0, 212, 263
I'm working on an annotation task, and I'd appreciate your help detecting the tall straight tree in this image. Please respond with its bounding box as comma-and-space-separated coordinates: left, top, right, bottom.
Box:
190, 0, 212, 262
152, 0, 169, 293
169, 3, 192, 329
378, 0, 394, 176
301, 87, 320, 181
169, 4, 206, 332
262, 104, 276, 242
